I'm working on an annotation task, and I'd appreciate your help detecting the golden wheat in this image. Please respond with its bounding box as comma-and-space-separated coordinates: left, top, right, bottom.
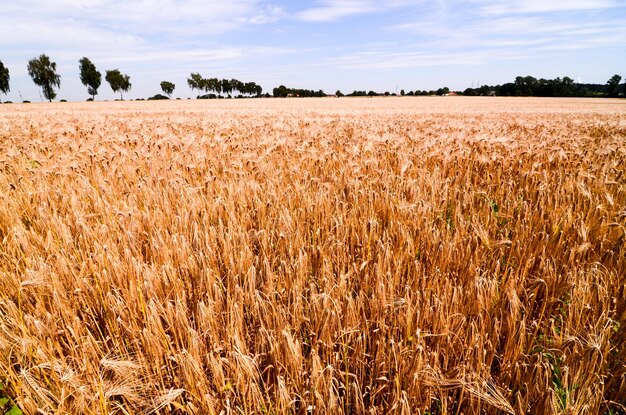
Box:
0, 97, 624, 414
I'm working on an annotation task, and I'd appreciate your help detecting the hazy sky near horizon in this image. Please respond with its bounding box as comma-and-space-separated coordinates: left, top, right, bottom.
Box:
1, 0, 624, 101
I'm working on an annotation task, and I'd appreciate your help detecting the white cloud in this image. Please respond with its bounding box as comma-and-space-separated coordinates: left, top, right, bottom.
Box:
237, 4, 286, 24
2, 0, 280, 41
332, 50, 485, 70
385, 2, 626, 58
479, 0, 620, 15
296, 0, 378, 21
294, 0, 427, 22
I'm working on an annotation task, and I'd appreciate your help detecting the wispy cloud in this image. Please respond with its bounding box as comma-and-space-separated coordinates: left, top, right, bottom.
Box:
294, 0, 426, 22
237, 5, 286, 24
334, 51, 485, 69
478, 0, 620, 15
329, 46, 533, 71
385, 4, 626, 57
2, 0, 279, 42
296, 0, 378, 22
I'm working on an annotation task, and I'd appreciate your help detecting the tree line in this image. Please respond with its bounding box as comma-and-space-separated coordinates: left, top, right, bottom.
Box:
0, 54, 623, 103
272, 85, 325, 98
462, 75, 625, 98
187, 73, 263, 99
0, 55, 135, 102
341, 88, 450, 97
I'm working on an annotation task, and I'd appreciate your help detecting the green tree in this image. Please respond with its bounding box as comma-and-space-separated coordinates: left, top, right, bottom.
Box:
187, 73, 204, 96
242, 82, 252, 96
105, 69, 131, 100
27, 54, 61, 102
220, 79, 232, 96
273, 85, 289, 98
558, 77, 575, 97
0, 60, 9, 102
205, 78, 220, 95
160, 81, 175, 97
231, 79, 243, 96
79, 57, 101, 100
606, 74, 622, 97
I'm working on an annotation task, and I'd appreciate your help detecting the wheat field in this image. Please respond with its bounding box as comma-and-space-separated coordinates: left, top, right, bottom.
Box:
0, 97, 625, 414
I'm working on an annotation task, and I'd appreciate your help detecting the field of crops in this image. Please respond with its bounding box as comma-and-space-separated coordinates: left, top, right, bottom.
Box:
0, 97, 625, 414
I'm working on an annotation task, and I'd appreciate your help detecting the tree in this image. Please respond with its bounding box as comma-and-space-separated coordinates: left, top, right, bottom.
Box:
241, 82, 252, 96
105, 69, 131, 100
160, 81, 175, 97
0, 60, 9, 102
273, 85, 288, 98
606, 74, 622, 97
231, 79, 243, 96
27, 54, 61, 102
221, 79, 232, 96
205, 78, 220, 95
79, 57, 101, 100
187, 73, 204, 96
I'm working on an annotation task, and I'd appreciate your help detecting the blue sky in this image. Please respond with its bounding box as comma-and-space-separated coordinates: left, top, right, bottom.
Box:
0, 0, 624, 101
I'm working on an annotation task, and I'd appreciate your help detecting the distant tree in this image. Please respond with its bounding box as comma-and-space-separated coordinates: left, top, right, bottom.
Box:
27, 54, 61, 102
187, 73, 204, 96
0, 60, 9, 102
230, 79, 243, 96
205, 78, 220, 95
336, 90, 344, 97
241, 82, 252, 96
607, 74, 622, 97
221, 79, 232, 96
147, 94, 169, 100
105, 69, 131, 100
400, 89, 405, 96
436, 87, 450, 96
558, 77, 575, 97
514, 76, 528, 95
241, 81, 260, 97
273, 85, 288, 98
79, 57, 101, 100
160, 81, 175, 97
